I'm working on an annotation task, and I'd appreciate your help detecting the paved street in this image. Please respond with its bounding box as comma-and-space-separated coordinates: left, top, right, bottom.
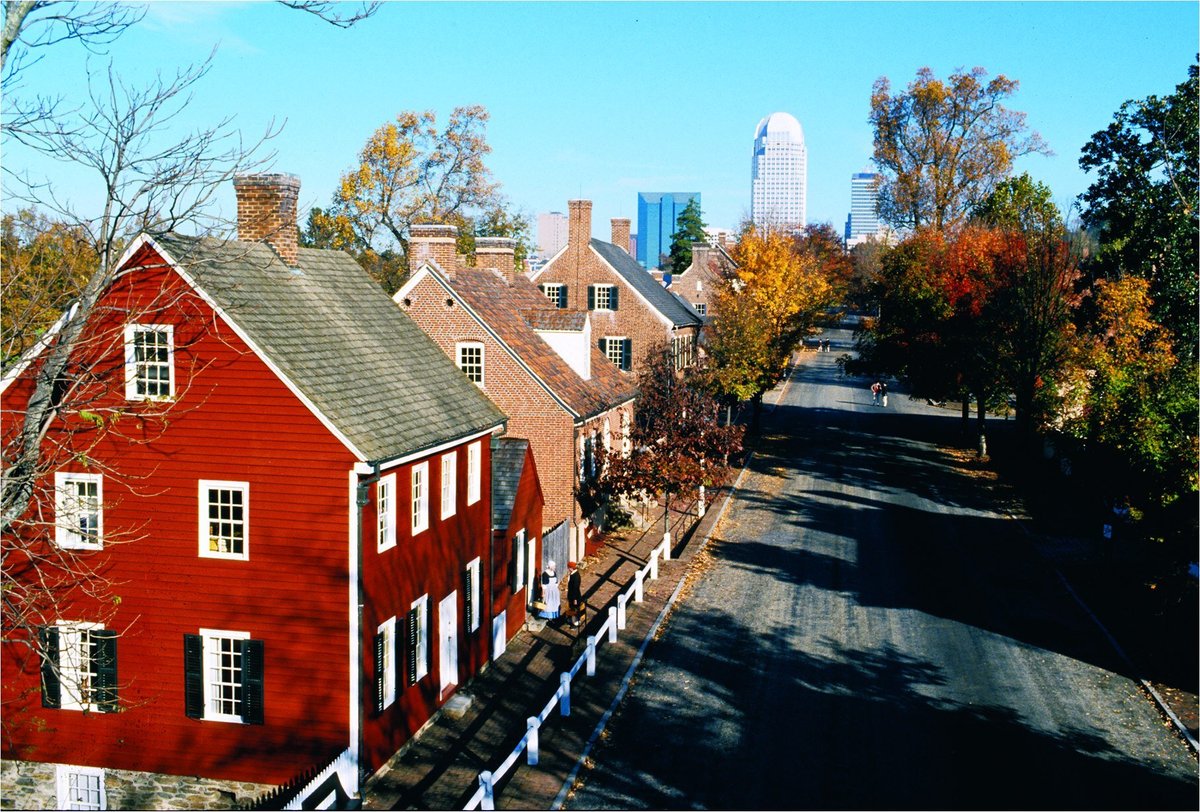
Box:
566, 328, 1198, 810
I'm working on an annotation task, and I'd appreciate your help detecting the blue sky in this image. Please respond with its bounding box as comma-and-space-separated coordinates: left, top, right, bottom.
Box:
4, 1, 1197, 238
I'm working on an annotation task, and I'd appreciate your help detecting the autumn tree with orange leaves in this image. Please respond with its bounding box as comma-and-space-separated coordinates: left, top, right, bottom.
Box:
702, 227, 834, 418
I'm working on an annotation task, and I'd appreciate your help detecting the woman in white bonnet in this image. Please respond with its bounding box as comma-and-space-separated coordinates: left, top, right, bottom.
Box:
540, 561, 561, 620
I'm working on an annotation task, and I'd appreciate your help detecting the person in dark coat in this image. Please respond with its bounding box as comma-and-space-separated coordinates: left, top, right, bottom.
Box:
566, 561, 583, 628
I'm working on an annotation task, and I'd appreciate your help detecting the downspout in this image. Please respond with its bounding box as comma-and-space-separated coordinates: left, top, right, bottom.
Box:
354, 463, 382, 798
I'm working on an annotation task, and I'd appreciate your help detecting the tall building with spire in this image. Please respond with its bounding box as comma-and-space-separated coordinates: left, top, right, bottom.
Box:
751, 112, 807, 230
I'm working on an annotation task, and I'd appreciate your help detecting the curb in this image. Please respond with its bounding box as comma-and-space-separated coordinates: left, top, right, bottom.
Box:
550, 450, 757, 807
1009, 515, 1199, 755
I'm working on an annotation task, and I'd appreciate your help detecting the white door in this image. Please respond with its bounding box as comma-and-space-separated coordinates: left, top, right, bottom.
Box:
492, 610, 507, 660
438, 592, 458, 692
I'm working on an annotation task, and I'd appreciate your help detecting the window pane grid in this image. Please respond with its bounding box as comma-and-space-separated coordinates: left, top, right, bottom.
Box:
457, 344, 483, 383
133, 329, 171, 397
210, 637, 243, 718
66, 772, 102, 810
206, 488, 245, 555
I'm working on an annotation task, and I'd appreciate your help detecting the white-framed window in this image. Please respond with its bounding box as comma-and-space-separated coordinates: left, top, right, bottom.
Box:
54, 472, 102, 550
467, 441, 481, 505
412, 595, 429, 681
124, 323, 175, 400
199, 481, 249, 560
602, 337, 631, 371
411, 462, 429, 534
198, 628, 251, 723
49, 622, 112, 712
589, 283, 617, 311
694, 302, 707, 316
377, 616, 396, 709
377, 473, 397, 551
456, 341, 484, 386
540, 282, 566, 308
56, 765, 106, 811
440, 452, 457, 520
465, 557, 481, 632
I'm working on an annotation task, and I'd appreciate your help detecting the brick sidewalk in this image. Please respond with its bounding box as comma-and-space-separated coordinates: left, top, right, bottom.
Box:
362, 484, 738, 810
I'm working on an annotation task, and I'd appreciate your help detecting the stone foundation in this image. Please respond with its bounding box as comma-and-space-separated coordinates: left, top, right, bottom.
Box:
1, 759, 274, 810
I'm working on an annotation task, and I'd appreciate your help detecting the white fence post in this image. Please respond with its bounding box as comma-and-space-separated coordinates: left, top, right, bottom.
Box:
526, 717, 539, 766
634, 570, 644, 603
586, 635, 597, 676
607, 607, 618, 643
479, 771, 495, 811
662, 533, 671, 561
617, 593, 627, 630
649, 550, 658, 580
559, 673, 571, 716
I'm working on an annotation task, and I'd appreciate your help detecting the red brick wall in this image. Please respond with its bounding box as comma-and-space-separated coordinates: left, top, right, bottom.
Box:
536, 205, 697, 376
401, 273, 581, 532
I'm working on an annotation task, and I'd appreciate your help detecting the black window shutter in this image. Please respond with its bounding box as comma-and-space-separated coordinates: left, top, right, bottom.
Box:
93, 630, 119, 713
406, 608, 419, 686
510, 536, 520, 592
559, 285, 568, 308
538, 283, 546, 295
240, 638, 264, 725
40, 627, 60, 709
610, 286, 619, 311
587, 285, 595, 310
598, 337, 608, 354
622, 339, 632, 371
396, 614, 407, 689
183, 633, 204, 719
373, 632, 385, 714
464, 567, 474, 633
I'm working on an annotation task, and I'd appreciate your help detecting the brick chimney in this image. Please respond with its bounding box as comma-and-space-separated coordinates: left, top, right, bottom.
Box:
409, 224, 460, 272
690, 242, 711, 274
233, 173, 300, 267
567, 200, 592, 248
475, 237, 518, 281
610, 218, 631, 253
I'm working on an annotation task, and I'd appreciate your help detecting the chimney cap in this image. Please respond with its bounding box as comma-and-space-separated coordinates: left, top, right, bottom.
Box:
411, 223, 459, 238
233, 172, 301, 190
476, 237, 517, 251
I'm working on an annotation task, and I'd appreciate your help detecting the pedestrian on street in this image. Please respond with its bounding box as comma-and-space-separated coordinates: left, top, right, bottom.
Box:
566, 561, 583, 628
871, 380, 881, 406
880, 381, 889, 407
539, 561, 561, 620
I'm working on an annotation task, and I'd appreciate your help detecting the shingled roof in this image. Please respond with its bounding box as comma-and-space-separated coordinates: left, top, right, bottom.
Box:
589, 239, 703, 328
490, 436, 529, 532
430, 266, 636, 422
152, 234, 506, 463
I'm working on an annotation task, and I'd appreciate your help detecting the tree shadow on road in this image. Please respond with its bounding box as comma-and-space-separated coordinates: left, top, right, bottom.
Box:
573, 607, 1198, 811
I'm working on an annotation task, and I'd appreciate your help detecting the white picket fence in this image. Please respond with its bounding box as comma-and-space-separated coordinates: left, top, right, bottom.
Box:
463, 534, 673, 810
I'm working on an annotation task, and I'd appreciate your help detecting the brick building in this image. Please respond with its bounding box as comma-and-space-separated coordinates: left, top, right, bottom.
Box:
531, 200, 703, 377
396, 230, 636, 564
667, 240, 739, 322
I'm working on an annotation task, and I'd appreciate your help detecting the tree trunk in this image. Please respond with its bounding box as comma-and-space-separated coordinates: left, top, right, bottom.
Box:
961, 397, 970, 435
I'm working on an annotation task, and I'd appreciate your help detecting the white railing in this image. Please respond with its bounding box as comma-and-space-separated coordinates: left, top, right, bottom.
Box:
463, 534, 672, 811
281, 748, 356, 810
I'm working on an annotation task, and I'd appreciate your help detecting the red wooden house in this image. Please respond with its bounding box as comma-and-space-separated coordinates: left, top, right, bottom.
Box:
0, 174, 512, 809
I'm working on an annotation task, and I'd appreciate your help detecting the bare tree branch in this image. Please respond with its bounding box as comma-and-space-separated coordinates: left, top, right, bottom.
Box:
276, 0, 380, 28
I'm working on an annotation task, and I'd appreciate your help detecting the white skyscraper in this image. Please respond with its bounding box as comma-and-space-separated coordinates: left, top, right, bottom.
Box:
751, 112, 807, 230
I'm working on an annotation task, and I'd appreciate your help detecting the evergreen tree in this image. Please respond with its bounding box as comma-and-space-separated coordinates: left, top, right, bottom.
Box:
667, 199, 707, 273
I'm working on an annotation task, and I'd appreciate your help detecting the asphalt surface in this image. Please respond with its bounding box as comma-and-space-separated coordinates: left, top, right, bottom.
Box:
565, 328, 1199, 811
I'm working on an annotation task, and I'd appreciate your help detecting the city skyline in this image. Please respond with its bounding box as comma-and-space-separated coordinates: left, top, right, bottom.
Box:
2, 3, 1196, 237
